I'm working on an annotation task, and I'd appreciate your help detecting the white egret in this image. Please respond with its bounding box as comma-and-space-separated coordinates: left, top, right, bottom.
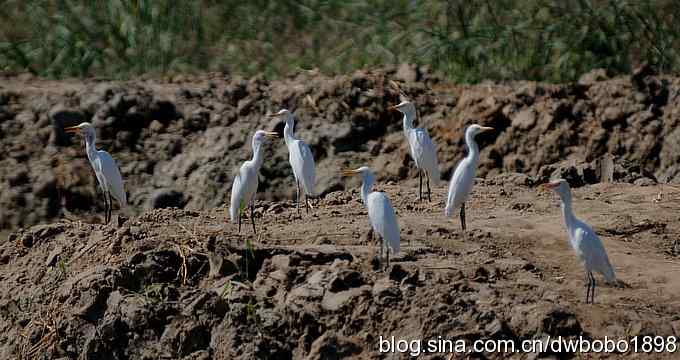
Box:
390, 101, 441, 201
268, 109, 316, 215
543, 179, 617, 304
64, 122, 126, 224
445, 124, 494, 231
229, 130, 279, 234
342, 166, 400, 270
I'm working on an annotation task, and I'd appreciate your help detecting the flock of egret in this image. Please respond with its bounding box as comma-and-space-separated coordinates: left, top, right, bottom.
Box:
64, 99, 617, 303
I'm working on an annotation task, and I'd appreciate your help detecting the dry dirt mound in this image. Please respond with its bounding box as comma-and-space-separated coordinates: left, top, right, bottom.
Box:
2, 66, 680, 230
1, 180, 679, 359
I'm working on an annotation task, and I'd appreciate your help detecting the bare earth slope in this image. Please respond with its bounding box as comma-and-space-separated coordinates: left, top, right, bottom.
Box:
1, 178, 680, 359
2, 65, 680, 230
2, 67, 680, 359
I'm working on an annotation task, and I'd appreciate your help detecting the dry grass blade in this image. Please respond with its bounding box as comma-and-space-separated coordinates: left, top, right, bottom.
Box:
176, 244, 188, 286
18, 299, 61, 360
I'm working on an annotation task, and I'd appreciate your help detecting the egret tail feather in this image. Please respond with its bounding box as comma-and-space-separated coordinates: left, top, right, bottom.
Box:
430, 165, 441, 187
229, 175, 243, 223
602, 263, 617, 284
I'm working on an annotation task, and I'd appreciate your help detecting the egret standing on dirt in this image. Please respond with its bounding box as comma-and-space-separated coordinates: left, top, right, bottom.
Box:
269, 109, 316, 215
64, 122, 126, 224
229, 130, 279, 234
342, 166, 400, 270
391, 101, 441, 201
445, 124, 494, 231
543, 179, 617, 304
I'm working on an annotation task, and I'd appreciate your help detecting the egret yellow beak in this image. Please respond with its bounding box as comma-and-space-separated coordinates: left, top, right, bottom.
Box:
64, 126, 80, 134
480, 126, 494, 132
539, 182, 558, 191
388, 105, 399, 111
341, 169, 359, 177
267, 113, 281, 118
263, 131, 279, 138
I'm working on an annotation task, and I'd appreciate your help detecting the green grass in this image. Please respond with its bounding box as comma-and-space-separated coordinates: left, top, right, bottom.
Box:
1, 0, 679, 82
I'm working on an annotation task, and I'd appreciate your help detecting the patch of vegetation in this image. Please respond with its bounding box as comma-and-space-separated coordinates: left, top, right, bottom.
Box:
1, 0, 678, 82
219, 280, 233, 300
56, 258, 68, 280
124, 283, 166, 305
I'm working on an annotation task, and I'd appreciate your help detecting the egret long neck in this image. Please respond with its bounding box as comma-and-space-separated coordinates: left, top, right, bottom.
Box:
465, 131, 480, 163
251, 141, 265, 169
84, 133, 97, 163
283, 118, 295, 146
402, 112, 415, 138
559, 191, 577, 230
360, 173, 374, 207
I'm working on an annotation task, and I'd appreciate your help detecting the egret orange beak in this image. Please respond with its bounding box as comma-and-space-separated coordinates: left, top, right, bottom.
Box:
64, 126, 80, 134
388, 105, 399, 111
262, 131, 279, 138
480, 126, 494, 132
267, 113, 281, 118
341, 169, 360, 177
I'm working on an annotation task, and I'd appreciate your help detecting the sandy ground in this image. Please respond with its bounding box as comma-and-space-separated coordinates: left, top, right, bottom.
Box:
2, 179, 680, 358
260, 179, 680, 311
3, 69, 680, 358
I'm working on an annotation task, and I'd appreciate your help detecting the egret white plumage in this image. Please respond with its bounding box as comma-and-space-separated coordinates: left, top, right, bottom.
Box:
268, 109, 316, 215
445, 124, 494, 231
390, 101, 441, 201
342, 166, 400, 270
64, 122, 126, 224
543, 179, 617, 304
229, 130, 278, 234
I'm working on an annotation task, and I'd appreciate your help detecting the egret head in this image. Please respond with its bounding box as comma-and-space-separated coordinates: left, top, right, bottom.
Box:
542, 178, 570, 195
268, 109, 290, 117
389, 100, 416, 118
64, 122, 96, 143
342, 166, 375, 203
541, 178, 574, 205
341, 166, 372, 177
466, 124, 494, 138
341, 166, 376, 185
268, 108, 295, 129
252, 130, 279, 146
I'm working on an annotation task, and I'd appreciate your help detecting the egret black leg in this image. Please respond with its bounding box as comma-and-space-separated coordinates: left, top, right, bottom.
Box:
108, 204, 110, 224
296, 181, 301, 216
378, 235, 383, 270
590, 272, 597, 304
584, 272, 590, 303
460, 203, 466, 231
386, 247, 390, 271
238, 207, 242, 234
305, 192, 309, 214
426, 173, 431, 202
588, 272, 593, 304
102, 193, 107, 224
103, 192, 108, 224
103, 192, 110, 224
585, 271, 595, 304
250, 201, 257, 235
108, 192, 113, 224
418, 170, 423, 201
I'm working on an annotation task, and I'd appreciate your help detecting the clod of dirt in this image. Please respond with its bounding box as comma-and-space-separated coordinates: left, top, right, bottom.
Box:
4, 69, 680, 230
305, 333, 363, 360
